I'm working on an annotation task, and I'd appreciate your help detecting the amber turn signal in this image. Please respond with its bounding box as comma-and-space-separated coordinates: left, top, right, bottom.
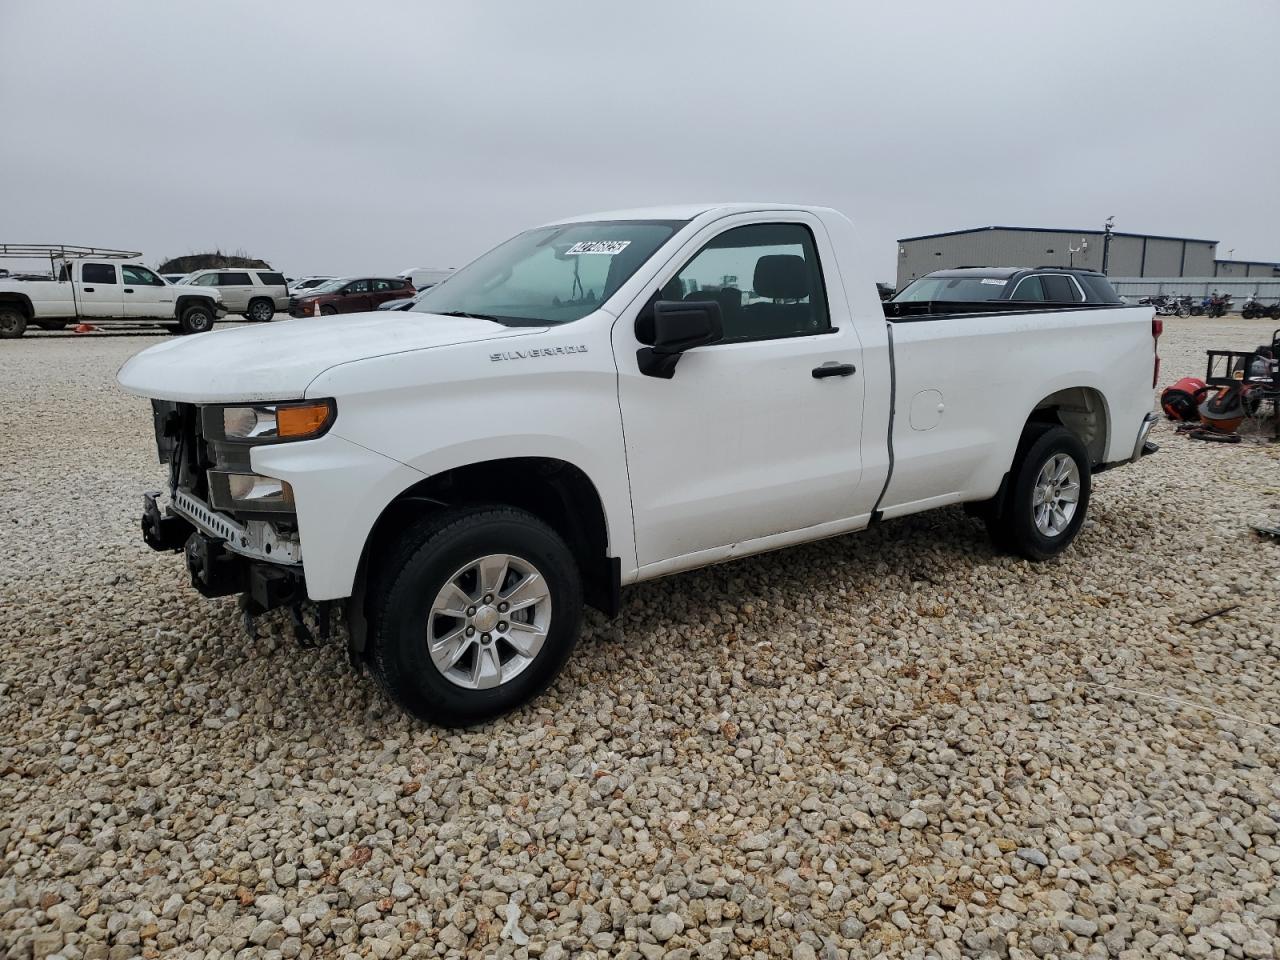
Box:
277, 401, 334, 439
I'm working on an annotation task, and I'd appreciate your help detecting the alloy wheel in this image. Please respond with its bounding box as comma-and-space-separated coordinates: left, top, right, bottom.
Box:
426, 553, 552, 690
1032, 453, 1080, 537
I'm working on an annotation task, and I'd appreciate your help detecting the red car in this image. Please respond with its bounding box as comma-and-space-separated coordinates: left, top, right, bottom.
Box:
289, 277, 415, 317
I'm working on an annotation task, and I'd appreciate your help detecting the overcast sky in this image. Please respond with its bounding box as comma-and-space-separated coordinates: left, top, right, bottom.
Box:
2, 1, 1277, 281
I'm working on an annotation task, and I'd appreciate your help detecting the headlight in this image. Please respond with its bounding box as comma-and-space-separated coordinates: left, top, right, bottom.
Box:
208, 471, 295, 513
208, 399, 335, 443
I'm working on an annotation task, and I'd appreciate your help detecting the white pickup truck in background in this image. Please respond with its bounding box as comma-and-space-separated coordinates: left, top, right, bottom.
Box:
0, 244, 225, 338
117, 203, 1159, 726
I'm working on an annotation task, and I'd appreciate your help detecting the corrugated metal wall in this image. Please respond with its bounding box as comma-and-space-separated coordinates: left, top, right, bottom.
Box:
1111, 277, 1280, 301
896, 229, 1218, 287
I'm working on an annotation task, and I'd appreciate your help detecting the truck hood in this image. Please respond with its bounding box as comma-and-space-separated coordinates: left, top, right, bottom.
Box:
117, 311, 546, 403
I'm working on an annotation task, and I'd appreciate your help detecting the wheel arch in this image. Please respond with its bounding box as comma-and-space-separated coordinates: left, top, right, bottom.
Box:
348, 456, 618, 659
175, 294, 216, 316
0, 292, 34, 318
1027, 385, 1110, 467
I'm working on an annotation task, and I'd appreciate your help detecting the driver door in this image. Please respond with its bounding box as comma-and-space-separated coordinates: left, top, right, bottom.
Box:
121, 264, 175, 318
341, 279, 372, 312
614, 215, 871, 573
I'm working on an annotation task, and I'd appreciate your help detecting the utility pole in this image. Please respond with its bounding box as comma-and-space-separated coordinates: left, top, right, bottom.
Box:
1101, 216, 1115, 275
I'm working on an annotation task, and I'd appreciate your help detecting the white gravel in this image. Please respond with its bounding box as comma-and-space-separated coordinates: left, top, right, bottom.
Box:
2, 318, 1278, 960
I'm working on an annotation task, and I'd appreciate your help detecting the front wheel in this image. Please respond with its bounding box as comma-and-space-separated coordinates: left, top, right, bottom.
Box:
178, 303, 215, 334
985, 425, 1091, 561
247, 298, 275, 322
0, 307, 28, 339
1175, 304, 1188, 318
368, 506, 583, 726
320, 305, 338, 316
1190, 305, 1204, 316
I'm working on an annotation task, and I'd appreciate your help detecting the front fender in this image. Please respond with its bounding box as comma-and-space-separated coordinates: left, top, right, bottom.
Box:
251, 434, 426, 601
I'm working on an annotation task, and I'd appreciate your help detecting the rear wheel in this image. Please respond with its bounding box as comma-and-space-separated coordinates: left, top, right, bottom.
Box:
247, 298, 275, 322
178, 303, 214, 334
369, 506, 583, 727
984, 425, 1091, 561
0, 307, 27, 339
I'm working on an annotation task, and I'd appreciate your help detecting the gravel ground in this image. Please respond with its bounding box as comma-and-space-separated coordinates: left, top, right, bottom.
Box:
2, 317, 1278, 960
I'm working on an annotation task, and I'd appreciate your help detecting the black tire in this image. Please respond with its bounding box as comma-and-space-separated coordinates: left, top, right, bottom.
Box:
320, 305, 338, 316
35, 320, 68, 331
1243, 307, 1256, 320
247, 298, 275, 322
984, 425, 1092, 561
1269, 305, 1280, 321
178, 303, 214, 334
1190, 306, 1204, 316
368, 505, 583, 727
0, 306, 27, 339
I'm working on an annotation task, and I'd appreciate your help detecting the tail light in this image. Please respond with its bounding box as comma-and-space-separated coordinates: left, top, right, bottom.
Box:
1152, 316, 1162, 387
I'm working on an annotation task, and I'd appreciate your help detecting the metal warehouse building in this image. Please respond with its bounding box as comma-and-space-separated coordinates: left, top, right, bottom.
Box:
895, 226, 1217, 289
1213, 258, 1280, 278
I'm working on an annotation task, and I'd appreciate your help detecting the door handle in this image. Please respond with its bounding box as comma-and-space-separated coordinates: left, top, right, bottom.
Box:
83, 287, 95, 293
812, 362, 856, 379
124, 288, 134, 293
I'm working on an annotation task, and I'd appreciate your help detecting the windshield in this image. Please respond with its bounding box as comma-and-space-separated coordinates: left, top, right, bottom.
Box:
305, 278, 348, 295
410, 220, 684, 325
894, 276, 1010, 302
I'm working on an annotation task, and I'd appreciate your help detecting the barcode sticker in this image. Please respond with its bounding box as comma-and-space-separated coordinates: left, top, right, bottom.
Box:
565, 241, 631, 255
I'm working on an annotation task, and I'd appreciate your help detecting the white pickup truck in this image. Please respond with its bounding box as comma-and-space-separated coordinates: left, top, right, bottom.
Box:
0, 246, 225, 338
118, 203, 1159, 726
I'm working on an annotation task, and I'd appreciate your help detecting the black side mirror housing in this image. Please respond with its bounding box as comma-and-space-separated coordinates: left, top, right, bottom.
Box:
637, 299, 723, 378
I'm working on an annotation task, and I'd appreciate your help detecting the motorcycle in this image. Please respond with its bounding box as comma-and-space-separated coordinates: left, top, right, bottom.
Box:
1140, 294, 1188, 318
1206, 293, 1233, 318
1242, 296, 1266, 319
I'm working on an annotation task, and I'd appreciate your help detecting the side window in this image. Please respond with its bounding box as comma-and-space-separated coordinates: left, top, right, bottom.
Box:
671, 223, 829, 343
122, 265, 162, 286
1040, 275, 1080, 302
82, 263, 117, 284
257, 272, 286, 286
1010, 276, 1045, 301
219, 272, 252, 286
373, 279, 392, 291
191, 273, 218, 286
346, 279, 370, 293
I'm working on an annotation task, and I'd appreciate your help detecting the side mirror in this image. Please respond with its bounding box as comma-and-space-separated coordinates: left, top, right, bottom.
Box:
637, 299, 722, 378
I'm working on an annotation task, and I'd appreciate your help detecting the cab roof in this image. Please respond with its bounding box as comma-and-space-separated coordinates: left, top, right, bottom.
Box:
543, 202, 834, 226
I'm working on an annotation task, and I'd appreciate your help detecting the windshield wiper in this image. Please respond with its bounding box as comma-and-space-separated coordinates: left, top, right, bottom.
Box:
433, 310, 548, 327
436, 310, 504, 322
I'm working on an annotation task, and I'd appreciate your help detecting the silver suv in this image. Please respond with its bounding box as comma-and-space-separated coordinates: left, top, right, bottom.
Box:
181, 269, 290, 322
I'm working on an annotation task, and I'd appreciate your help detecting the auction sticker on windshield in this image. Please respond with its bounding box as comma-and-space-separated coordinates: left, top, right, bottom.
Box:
980, 278, 1007, 285
565, 241, 631, 255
